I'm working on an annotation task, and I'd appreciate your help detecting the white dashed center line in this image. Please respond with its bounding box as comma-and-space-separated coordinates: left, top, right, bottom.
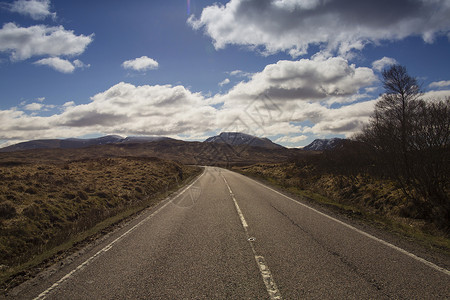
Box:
221, 174, 282, 300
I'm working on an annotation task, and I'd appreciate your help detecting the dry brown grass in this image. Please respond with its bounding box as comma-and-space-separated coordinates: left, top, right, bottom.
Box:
0, 157, 200, 270
235, 163, 450, 254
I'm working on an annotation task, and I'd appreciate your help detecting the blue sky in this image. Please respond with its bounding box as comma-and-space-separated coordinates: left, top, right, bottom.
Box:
0, 0, 449, 148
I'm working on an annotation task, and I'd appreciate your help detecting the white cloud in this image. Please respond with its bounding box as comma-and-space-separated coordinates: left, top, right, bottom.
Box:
0, 23, 93, 61
8, 0, 56, 20
275, 135, 307, 144
421, 89, 450, 101
365, 87, 377, 93
0, 82, 217, 141
189, 0, 450, 57
228, 69, 253, 78
372, 57, 398, 71
63, 101, 75, 107
73, 59, 90, 69
219, 78, 230, 86
24, 102, 43, 111
300, 100, 378, 137
0, 139, 27, 148
34, 57, 90, 73
216, 56, 376, 106
299, 88, 450, 137
34, 57, 75, 73
122, 56, 159, 72
429, 80, 450, 88
214, 57, 376, 138
36, 96, 45, 102
3, 57, 445, 147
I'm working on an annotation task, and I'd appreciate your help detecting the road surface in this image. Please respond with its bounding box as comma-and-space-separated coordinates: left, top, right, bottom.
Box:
8, 167, 450, 299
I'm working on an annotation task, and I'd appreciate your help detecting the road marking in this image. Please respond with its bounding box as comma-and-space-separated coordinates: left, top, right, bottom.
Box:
221, 174, 282, 300
34, 170, 205, 300
244, 173, 450, 277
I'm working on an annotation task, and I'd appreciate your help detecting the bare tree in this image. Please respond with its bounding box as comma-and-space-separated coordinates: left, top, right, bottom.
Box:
409, 98, 450, 226
376, 65, 421, 181
356, 65, 450, 228
358, 65, 422, 202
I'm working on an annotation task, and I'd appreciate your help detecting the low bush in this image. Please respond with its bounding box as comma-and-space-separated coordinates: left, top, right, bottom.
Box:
0, 201, 16, 219
0, 157, 201, 268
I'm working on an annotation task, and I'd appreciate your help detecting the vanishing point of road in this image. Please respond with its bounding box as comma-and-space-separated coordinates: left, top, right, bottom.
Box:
8, 167, 450, 299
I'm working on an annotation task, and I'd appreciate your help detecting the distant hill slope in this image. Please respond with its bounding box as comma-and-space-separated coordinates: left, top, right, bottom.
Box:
0, 139, 315, 166
0, 135, 173, 152
303, 138, 344, 151
205, 132, 284, 150
122, 136, 171, 143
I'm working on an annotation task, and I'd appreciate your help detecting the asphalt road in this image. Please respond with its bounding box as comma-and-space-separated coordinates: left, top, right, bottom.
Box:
9, 167, 450, 299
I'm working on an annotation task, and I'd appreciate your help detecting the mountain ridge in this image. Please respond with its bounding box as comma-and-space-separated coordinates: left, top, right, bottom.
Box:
0, 135, 174, 152
204, 132, 284, 150
303, 138, 344, 151
1, 133, 345, 153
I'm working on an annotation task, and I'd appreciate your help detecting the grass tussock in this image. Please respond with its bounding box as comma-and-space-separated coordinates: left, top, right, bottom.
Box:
0, 156, 201, 287
235, 163, 450, 254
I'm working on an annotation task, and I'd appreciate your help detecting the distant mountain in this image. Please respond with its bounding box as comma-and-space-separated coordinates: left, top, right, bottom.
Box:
0, 135, 173, 152
122, 136, 172, 143
204, 132, 285, 150
0, 138, 306, 166
62, 135, 124, 148
303, 138, 344, 151
0, 139, 63, 152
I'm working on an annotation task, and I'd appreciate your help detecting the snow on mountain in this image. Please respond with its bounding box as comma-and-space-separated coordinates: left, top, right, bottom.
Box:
0, 135, 173, 152
303, 138, 344, 151
204, 132, 284, 149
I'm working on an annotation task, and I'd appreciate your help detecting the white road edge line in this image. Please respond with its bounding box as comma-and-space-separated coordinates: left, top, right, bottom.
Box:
34, 170, 206, 300
221, 174, 282, 300
244, 172, 450, 277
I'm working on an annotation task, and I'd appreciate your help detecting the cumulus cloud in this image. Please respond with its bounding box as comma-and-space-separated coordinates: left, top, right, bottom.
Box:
34, 57, 75, 73
299, 88, 450, 137
73, 59, 90, 69
213, 56, 377, 138
219, 78, 230, 86
33, 57, 90, 73
60, 83, 216, 135
63, 101, 75, 107
0, 82, 217, 141
372, 57, 398, 71
3, 56, 446, 147
300, 100, 378, 136
421, 89, 450, 101
228, 70, 253, 78
24, 102, 43, 111
275, 135, 307, 144
429, 80, 450, 88
216, 56, 376, 105
122, 56, 159, 72
189, 0, 450, 57
7, 0, 56, 20
0, 23, 93, 61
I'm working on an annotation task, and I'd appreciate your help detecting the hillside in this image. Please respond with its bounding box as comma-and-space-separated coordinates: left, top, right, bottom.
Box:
1, 132, 346, 155
0, 139, 310, 167
0, 136, 174, 152
205, 132, 284, 150
1, 132, 285, 153
303, 138, 344, 151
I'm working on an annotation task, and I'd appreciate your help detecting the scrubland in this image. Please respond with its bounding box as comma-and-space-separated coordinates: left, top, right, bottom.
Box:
0, 156, 201, 288
236, 161, 450, 254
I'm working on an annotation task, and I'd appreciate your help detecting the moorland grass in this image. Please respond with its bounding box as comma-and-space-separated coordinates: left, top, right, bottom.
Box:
0, 156, 201, 290
235, 163, 450, 255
